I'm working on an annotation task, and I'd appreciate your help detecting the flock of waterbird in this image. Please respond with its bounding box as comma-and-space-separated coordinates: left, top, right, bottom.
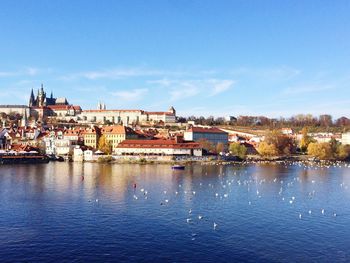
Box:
94, 160, 350, 240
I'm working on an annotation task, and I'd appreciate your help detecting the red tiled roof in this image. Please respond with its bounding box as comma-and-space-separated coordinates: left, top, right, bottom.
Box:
117, 139, 201, 149
146, 111, 174, 116
82, 109, 144, 113
73, 106, 82, 111
64, 129, 84, 136
47, 105, 81, 111
101, 125, 127, 134
100, 125, 137, 135
187, 127, 228, 134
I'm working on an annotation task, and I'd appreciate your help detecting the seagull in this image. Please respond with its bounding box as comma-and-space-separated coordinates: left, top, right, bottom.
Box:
321, 209, 325, 215
198, 215, 203, 220
308, 210, 312, 214
299, 213, 302, 219
186, 218, 192, 223
213, 222, 218, 230
189, 209, 192, 214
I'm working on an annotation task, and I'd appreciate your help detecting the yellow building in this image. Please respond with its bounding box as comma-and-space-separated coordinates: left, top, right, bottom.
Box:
83, 126, 101, 149
100, 125, 138, 152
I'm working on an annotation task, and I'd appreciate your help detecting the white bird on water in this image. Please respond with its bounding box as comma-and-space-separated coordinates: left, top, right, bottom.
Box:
299, 213, 302, 219
198, 215, 203, 220
321, 209, 325, 215
186, 218, 192, 223
213, 222, 218, 230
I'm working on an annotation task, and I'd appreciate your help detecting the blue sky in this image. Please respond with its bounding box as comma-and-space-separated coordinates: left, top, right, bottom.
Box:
0, 0, 349, 118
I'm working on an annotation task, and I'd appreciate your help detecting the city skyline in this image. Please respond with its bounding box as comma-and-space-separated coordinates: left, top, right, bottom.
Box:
0, 1, 349, 117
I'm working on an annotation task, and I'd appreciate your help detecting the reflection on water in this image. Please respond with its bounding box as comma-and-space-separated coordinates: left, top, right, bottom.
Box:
0, 162, 350, 262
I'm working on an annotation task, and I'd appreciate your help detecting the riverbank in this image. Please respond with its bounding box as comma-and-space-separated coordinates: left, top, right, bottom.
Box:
84, 154, 349, 166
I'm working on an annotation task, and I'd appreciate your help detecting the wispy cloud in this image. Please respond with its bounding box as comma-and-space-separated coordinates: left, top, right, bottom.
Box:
61, 68, 189, 80
230, 66, 301, 81
209, 79, 235, 96
0, 67, 51, 78
111, 88, 148, 101
282, 84, 334, 95
169, 83, 200, 101
151, 78, 235, 101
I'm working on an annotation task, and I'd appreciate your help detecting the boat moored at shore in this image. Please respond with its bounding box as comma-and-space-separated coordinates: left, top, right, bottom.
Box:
0, 150, 49, 164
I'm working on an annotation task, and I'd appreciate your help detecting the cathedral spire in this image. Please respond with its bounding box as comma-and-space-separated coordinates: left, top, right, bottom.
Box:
29, 88, 35, 107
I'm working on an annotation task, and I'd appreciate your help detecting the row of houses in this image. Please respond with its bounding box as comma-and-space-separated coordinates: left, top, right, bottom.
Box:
0, 125, 230, 158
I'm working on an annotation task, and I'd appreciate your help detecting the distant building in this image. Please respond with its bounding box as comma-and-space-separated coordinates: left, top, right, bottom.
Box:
183, 127, 228, 147
281, 128, 293, 135
0, 105, 30, 118
341, 132, 350, 145
29, 84, 81, 119
224, 116, 237, 123
78, 105, 176, 124
29, 84, 69, 107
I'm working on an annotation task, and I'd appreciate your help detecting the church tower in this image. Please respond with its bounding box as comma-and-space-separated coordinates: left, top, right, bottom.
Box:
29, 88, 35, 107
37, 84, 46, 107
21, 109, 28, 127
168, 106, 176, 116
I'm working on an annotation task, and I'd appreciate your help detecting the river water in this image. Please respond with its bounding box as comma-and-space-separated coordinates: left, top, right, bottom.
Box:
0, 162, 349, 262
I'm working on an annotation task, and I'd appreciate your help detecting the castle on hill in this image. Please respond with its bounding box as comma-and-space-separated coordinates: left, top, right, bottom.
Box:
29, 84, 69, 107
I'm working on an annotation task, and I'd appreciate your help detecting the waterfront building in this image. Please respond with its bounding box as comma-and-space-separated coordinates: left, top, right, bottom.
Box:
115, 139, 202, 156
0, 128, 11, 149
83, 126, 101, 149
101, 125, 139, 153
184, 127, 228, 147
63, 128, 84, 145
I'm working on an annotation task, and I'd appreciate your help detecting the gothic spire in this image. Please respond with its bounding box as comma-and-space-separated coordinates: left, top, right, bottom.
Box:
29, 88, 35, 107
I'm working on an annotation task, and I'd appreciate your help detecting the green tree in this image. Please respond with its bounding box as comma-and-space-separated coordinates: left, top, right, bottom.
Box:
98, 135, 112, 155
229, 142, 247, 159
